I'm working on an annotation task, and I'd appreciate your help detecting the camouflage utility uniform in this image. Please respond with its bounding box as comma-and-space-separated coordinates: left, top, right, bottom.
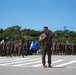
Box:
40, 33, 53, 66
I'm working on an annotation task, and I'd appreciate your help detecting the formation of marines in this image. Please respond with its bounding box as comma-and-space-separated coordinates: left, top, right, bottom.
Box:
0, 38, 76, 57
0, 38, 26, 57
53, 42, 76, 55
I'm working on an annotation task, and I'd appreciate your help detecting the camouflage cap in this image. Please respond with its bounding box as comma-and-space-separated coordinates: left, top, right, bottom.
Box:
44, 26, 48, 30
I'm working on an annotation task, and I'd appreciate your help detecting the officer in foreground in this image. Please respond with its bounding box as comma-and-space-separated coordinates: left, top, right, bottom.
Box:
39, 26, 54, 68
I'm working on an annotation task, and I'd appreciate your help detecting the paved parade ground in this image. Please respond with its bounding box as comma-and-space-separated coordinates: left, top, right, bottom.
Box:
0, 55, 76, 75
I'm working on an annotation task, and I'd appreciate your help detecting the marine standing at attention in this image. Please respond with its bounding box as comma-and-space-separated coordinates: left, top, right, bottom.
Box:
39, 26, 54, 68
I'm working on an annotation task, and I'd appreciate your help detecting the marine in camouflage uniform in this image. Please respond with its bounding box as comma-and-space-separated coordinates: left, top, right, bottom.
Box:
14, 40, 18, 56
59, 42, 66, 55
0, 41, 4, 56
66, 44, 72, 55
39, 26, 54, 68
6, 40, 12, 57
18, 40, 25, 58
73, 43, 76, 55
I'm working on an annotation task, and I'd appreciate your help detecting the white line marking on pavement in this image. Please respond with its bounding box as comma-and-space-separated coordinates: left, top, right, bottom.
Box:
31, 60, 63, 67
54, 60, 76, 67
0, 58, 41, 66
52, 60, 63, 63
14, 60, 41, 66
14, 58, 41, 66
0, 58, 29, 64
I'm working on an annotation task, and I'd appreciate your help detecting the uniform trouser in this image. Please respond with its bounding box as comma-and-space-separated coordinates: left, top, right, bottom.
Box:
42, 49, 52, 65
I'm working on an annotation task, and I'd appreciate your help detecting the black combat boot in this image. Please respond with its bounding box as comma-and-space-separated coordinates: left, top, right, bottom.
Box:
48, 64, 52, 68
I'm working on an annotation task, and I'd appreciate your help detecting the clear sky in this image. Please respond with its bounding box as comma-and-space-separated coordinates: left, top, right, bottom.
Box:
0, 0, 76, 32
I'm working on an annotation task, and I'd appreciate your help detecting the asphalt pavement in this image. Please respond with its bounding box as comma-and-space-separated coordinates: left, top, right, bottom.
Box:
0, 55, 76, 75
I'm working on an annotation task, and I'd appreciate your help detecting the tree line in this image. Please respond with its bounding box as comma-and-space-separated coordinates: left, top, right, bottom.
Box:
0, 25, 76, 43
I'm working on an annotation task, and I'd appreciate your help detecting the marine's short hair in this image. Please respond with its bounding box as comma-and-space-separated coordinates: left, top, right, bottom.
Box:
44, 26, 48, 30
